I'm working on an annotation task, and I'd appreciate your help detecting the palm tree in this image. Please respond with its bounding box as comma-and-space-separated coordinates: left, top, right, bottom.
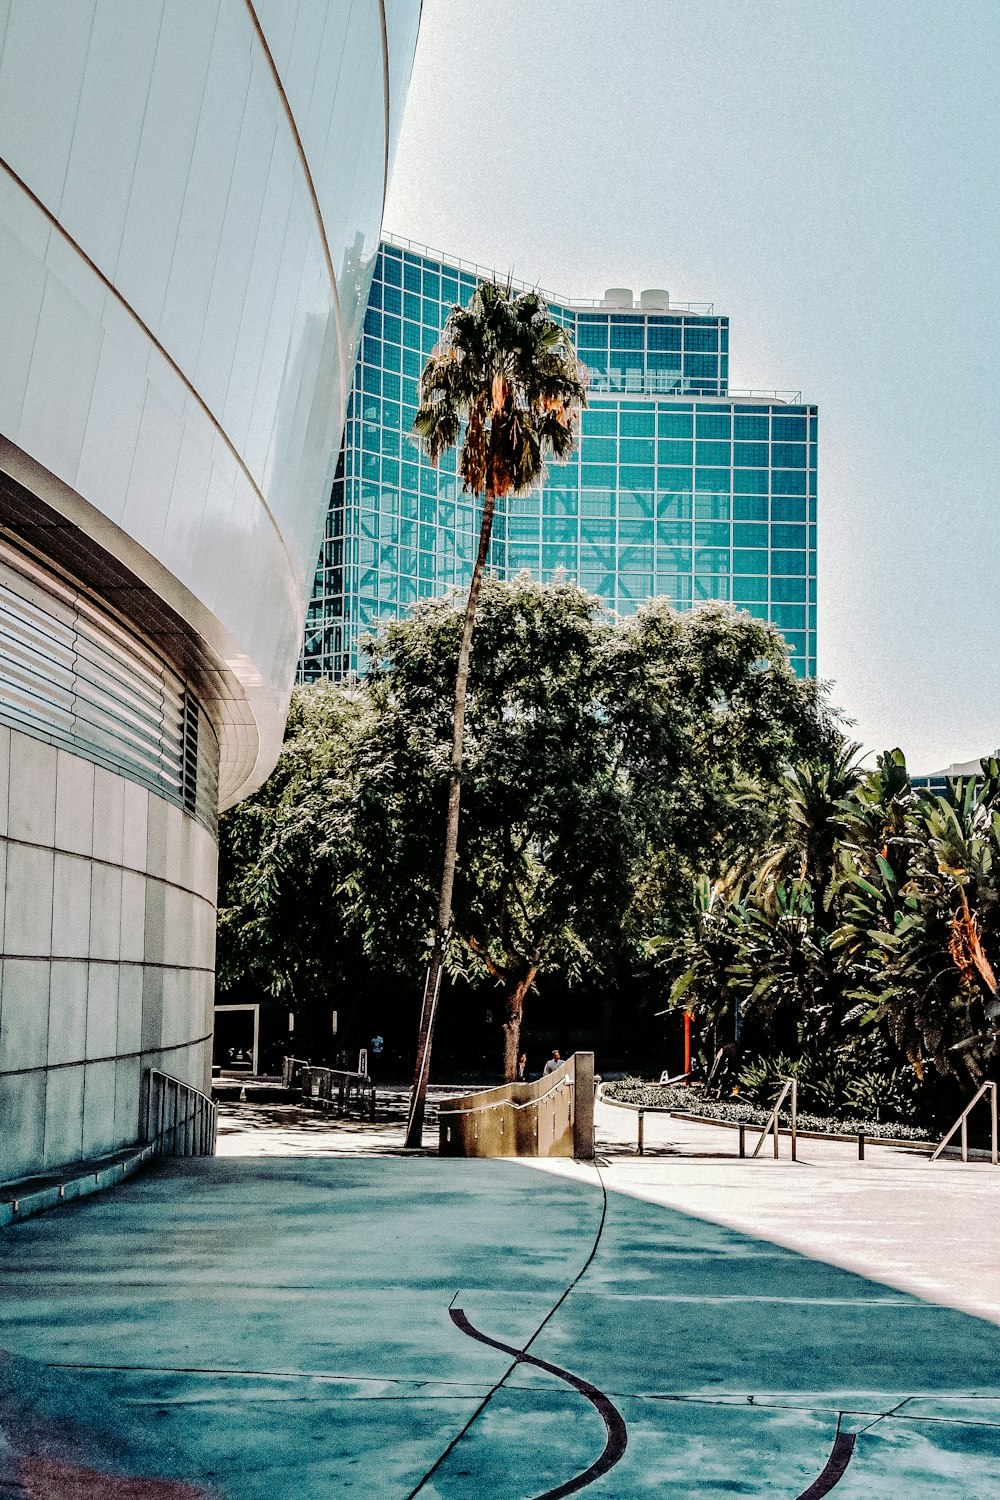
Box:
403, 282, 587, 1147
757, 742, 864, 911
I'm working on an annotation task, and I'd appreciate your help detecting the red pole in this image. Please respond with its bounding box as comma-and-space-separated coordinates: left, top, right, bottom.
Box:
684, 1009, 692, 1079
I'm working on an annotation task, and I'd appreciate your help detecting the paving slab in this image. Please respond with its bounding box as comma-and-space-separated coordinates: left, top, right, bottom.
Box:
544, 1100, 1000, 1325
0, 1106, 998, 1497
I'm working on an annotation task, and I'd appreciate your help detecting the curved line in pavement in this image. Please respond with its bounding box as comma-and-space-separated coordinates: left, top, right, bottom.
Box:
450, 1307, 627, 1500
794, 1429, 857, 1498
402, 1170, 610, 1500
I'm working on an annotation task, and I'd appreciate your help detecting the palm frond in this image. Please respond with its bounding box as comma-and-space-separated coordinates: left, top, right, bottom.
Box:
411, 280, 587, 500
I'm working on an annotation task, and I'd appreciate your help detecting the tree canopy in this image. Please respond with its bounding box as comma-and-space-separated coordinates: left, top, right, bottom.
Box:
218, 578, 838, 1079
656, 746, 1000, 1125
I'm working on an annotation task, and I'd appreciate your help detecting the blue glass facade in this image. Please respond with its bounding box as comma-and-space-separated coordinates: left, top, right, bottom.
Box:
301, 238, 817, 681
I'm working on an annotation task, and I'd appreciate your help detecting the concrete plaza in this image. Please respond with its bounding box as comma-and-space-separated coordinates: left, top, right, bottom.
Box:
1, 1101, 999, 1497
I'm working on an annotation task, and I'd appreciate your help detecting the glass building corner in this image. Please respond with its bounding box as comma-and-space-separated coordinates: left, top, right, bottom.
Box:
301, 237, 817, 682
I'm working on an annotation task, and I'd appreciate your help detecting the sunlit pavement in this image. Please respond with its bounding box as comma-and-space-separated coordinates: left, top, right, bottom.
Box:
1, 1101, 999, 1496
213, 1083, 455, 1158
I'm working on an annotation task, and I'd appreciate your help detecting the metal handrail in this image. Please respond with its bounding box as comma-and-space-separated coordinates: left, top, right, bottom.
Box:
297, 1060, 375, 1118
282, 1055, 311, 1088
142, 1069, 217, 1158
438, 1075, 572, 1117
930, 1081, 998, 1164
583, 373, 804, 401
751, 1077, 798, 1160
728, 388, 804, 403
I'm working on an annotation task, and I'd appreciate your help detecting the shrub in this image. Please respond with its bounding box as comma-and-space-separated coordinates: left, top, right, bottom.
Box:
601, 1076, 932, 1140
844, 1068, 918, 1123
737, 1055, 808, 1107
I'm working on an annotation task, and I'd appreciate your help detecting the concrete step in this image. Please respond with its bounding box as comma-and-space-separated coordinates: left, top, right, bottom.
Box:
0, 1143, 157, 1227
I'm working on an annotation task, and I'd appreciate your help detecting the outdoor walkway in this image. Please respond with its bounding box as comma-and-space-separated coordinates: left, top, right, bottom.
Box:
214, 1083, 459, 1158
582, 1098, 1000, 1326
1, 1100, 998, 1497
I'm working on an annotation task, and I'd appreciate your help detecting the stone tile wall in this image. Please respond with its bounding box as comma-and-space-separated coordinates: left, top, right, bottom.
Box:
0, 724, 217, 1183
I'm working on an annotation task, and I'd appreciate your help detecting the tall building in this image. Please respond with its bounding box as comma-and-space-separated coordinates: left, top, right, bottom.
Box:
911, 758, 987, 795
301, 237, 817, 682
0, 0, 420, 1183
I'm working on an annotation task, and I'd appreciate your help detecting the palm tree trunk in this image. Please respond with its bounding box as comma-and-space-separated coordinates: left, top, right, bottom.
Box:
405, 489, 497, 1148
502, 965, 538, 1083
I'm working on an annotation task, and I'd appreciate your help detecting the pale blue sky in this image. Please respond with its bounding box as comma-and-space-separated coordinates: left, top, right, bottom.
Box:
383, 0, 1000, 773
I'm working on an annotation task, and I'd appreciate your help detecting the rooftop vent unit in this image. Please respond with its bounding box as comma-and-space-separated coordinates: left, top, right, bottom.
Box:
601, 287, 634, 308
639, 288, 670, 310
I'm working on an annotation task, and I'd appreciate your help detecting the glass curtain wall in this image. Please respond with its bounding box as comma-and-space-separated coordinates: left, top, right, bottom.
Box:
301, 240, 817, 681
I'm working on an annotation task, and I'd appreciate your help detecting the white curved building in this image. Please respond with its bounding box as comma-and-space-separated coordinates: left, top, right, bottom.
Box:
0, 0, 420, 1181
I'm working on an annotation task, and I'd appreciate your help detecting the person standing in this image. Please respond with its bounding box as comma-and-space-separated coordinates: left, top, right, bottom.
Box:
543, 1049, 561, 1076
517, 1053, 528, 1082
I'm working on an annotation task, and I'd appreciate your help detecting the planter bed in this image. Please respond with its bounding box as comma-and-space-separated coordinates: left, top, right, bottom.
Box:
600, 1080, 935, 1146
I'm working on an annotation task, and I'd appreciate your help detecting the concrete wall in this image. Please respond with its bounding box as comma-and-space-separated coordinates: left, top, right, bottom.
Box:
0, 724, 216, 1184
438, 1054, 595, 1161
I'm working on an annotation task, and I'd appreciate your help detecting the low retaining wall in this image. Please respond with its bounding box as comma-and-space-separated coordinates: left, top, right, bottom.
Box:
439, 1052, 595, 1160
0, 1144, 157, 1228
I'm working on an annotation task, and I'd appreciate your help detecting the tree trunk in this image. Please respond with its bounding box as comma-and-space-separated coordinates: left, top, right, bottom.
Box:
405, 489, 497, 1148
502, 966, 538, 1083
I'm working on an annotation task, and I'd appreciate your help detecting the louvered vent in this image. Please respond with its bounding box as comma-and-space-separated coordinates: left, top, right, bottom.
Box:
181, 691, 199, 815
0, 543, 216, 830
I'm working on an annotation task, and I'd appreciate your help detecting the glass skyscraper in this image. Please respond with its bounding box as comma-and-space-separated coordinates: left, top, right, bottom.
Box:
301, 236, 817, 681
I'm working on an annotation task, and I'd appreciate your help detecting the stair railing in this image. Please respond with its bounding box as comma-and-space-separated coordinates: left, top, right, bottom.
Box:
142, 1069, 217, 1158
929, 1081, 998, 1164
751, 1077, 798, 1161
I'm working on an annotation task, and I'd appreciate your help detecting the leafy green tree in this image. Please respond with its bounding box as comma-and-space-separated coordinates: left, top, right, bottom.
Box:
652, 739, 859, 1083
728, 878, 842, 1049
217, 683, 371, 1055
219, 583, 837, 1089
756, 742, 863, 906
717, 745, 864, 1057
838, 756, 1000, 1090
357, 585, 835, 1080
620, 600, 842, 940
406, 283, 587, 1142
355, 575, 635, 1079
658, 744, 1000, 1122
651, 875, 750, 1083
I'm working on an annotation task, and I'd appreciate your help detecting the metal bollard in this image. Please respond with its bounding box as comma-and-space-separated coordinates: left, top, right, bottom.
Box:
637, 1108, 645, 1156
790, 1078, 798, 1162
738, 1124, 746, 1158
858, 1131, 865, 1161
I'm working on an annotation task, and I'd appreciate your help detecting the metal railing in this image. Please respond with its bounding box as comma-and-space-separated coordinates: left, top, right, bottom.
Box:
570, 297, 715, 314
751, 1077, 798, 1160
296, 1057, 375, 1117
381, 231, 713, 314
588, 372, 724, 396
282, 1055, 311, 1090
930, 1081, 998, 1164
729, 387, 804, 404
585, 374, 804, 401
142, 1069, 217, 1158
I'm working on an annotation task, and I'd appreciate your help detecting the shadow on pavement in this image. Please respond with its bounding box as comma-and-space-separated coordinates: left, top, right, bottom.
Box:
1, 1153, 997, 1496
